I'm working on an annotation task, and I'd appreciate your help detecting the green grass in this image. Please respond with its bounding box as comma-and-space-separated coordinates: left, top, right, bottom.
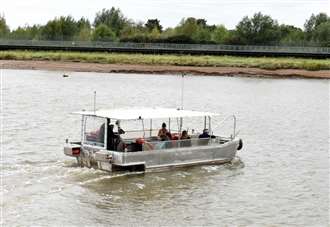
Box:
0, 50, 329, 71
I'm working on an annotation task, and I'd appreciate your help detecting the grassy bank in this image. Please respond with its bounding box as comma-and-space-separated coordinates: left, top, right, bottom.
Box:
0, 50, 329, 71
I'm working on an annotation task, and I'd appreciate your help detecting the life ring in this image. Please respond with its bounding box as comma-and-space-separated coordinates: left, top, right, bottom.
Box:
237, 139, 243, 150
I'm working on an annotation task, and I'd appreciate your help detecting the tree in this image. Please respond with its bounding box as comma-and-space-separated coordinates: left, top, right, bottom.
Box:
169, 17, 215, 43
145, 19, 162, 32
211, 25, 229, 44
148, 27, 161, 40
10, 24, 42, 40
235, 12, 280, 45
0, 15, 10, 38
193, 26, 212, 43
313, 21, 330, 46
120, 22, 142, 38
304, 13, 330, 41
77, 17, 91, 31
92, 24, 116, 41
196, 19, 207, 28
176, 17, 199, 38
119, 21, 150, 42
10, 26, 33, 40
304, 13, 329, 33
41, 16, 78, 40
279, 25, 304, 46
3, 8, 329, 46
76, 26, 91, 41
161, 34, 194, 43
94, 7, 127, 36
75, 17, 92, 41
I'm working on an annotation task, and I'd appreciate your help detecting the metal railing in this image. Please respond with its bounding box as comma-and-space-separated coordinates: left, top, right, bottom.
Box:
142, 137, 225, 151
212, 115, 237, 139
0, 39, 329, 54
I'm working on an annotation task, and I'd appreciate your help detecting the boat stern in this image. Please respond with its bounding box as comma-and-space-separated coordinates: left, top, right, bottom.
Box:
64, 142, 81, 157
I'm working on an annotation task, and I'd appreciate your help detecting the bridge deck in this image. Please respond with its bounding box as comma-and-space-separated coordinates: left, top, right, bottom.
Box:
0, 40, 329, 58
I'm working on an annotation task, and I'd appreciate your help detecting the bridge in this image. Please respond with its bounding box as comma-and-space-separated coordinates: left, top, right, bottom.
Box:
0, 40, 329, 58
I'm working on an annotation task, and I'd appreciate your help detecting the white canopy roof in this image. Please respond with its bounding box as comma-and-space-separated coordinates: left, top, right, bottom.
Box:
73, 107, 219, 120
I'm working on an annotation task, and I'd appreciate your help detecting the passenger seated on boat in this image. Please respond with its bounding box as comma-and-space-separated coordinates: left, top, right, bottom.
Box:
166, 132, 172, 140
198, 129, 215, 139
158, 122, 169, 141
164, 132, 173, 148
180, 130, 190, 140
198, 129, 215, 145
180, 130, 191, 147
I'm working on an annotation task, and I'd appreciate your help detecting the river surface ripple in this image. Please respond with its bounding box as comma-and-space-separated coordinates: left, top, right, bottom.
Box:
2, 69, 329, 226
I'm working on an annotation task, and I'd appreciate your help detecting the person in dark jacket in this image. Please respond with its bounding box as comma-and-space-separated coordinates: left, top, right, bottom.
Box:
199, 129, 216, 139
115, 120, 125, 135
107, 124, 115, 150
198, 129, 215, 145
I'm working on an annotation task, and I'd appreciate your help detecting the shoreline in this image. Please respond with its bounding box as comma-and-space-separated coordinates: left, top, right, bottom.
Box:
1, 60, 330, 79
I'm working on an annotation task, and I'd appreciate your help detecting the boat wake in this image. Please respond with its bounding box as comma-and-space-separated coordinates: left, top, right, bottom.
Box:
78, 171, 145, 186
224, 156, 245, 169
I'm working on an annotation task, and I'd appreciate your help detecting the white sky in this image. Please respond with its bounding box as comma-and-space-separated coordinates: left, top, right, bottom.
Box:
1, 0, 329, 30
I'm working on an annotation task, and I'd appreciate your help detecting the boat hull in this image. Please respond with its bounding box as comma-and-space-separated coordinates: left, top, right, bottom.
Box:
67, 138, 241, 172
113, 139, 238, 169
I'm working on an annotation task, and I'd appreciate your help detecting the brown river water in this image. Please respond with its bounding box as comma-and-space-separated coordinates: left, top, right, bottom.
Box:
2, 69, 329, 226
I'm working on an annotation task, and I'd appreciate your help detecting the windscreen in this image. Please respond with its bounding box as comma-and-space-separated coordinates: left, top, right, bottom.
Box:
84, 116, 105, 147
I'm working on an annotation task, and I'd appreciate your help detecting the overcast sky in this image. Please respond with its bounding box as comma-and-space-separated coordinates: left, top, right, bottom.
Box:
1, 0, 329, 30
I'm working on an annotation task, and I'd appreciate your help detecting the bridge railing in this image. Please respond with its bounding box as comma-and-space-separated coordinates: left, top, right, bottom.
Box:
0, 39, 329, 54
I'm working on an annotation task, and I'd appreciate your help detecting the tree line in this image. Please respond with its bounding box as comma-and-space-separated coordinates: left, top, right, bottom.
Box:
0, 8, 329, 46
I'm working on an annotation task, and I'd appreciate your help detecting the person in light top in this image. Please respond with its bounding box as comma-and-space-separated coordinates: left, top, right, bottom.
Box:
158, 122, 169, 141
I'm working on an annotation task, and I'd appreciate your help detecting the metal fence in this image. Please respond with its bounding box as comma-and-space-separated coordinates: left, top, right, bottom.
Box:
0, 39, 329, 54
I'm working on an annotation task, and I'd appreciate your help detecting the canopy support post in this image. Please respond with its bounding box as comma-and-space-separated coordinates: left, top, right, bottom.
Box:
81, 116, 84, 142
141, 119, 145, 139
150, 119, 152, 137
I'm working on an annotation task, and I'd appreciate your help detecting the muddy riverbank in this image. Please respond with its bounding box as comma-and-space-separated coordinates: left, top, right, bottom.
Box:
1, 60, 329, 79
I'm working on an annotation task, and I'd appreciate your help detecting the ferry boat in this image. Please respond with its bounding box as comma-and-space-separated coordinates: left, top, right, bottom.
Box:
64, 107, 243, 172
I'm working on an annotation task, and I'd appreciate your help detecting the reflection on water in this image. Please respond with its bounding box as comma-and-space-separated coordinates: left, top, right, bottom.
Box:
2, 69, 329, 226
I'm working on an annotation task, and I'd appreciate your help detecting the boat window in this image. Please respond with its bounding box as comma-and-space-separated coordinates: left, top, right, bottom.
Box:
84, 116, 105, 147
